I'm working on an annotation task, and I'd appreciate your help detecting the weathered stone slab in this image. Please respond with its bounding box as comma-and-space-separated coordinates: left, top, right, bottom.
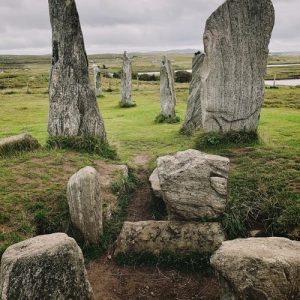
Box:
211, 237, 300, 300
149, 168, 162, 199
67, 166, 102, 245
121, 51, 133, 106
182, 51, 204, 134
160, 56, 177, 118
0, 133, 40, 156
114, 221, 225, 256
0, 233, 94, 300
48, 0, 107, 141
92, 64, 102, 97
186, 0, 275, 133
157, 149, 229, 221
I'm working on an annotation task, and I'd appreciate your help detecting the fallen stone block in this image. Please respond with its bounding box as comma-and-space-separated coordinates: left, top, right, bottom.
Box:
114, 221, 225, 256
211, 237, 300, 300
0, 233, 94, 300
157, 149, 229, 221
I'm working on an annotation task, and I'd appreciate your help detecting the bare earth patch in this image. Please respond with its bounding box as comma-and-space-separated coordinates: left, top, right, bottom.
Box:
88, 256, 219, 300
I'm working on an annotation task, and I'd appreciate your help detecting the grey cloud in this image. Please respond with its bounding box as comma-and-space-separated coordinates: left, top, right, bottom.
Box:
0, 0, 299, 54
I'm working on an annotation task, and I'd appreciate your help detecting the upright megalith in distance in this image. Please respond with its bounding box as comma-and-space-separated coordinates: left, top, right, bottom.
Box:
67, 166, 102, 245
181, 51, 204, 134
157, 56, 178, 123
184, 0, 275, 133
48, 0, 107, 142
0, 233, 94, 300
120, 51, 134, 107
93, 64, 102, 97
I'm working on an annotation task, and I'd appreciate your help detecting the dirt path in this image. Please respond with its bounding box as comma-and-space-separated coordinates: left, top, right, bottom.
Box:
87, 157, 220, 299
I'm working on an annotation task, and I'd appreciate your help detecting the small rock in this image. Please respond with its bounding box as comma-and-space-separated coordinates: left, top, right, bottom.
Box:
149, 168, 162, 198
0, 133, 40, 156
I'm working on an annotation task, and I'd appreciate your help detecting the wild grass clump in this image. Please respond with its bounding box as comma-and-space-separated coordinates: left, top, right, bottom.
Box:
0, 134, 40, 158
83, 170, 138, 261
119, 101, 137, 108
46, 135, 117, 160
223, 149, 300, 240
155, 114, 180, 124
195, 131, 259, 150
115, 251, 212, 275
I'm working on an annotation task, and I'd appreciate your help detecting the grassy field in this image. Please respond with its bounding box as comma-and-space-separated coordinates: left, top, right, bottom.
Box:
0, 54, 299, 257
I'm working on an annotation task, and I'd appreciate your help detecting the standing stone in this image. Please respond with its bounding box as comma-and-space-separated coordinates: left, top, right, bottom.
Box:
48, 0, 107, 141
157, 149, 229, 221
93, 64, 102, 97
181, 51, 205, 134
185, 0, 275, 133
211, 238, 300, 300
159, 56, 177, 119
120, 51, 133, 107
67, 166, 102, 245
0, 233, 94, 300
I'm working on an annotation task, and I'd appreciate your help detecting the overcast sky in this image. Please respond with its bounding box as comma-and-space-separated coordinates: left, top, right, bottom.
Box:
0, 0, 299, 55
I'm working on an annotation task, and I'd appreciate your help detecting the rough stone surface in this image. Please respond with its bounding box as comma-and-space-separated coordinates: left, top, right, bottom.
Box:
160, 56, 177, 118
67, 166, 102, 245
48, 0, 106, 141
114, 221, 225, 256
92, 64, 102, 97
121, 51, 133, 106
211, 238, 300, 300
157, 149, 229, 221
0, 133, 40, 155
182, 51, 205, 133
186, 0, 275, 133
0, 233, 94, 300
149, 168, 162, 199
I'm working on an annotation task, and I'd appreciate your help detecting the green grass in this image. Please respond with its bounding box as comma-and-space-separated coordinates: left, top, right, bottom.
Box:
0, 56, 299, 257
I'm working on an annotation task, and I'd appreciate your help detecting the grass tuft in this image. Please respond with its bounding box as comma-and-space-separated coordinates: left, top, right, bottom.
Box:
119, 101, 137, 108
155, 114, 180, 124
46, 135, 117, 160
195, 131, 259, 150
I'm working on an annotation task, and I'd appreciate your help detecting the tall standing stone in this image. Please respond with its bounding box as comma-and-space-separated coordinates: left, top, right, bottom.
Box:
93, 64, 102, 97
184, 0, 275, 133
181, 52, 204, 134
159, 56, 177, 119
48, 0, 107, 141
0, 233, 94, 300
67, 166, 102, 245
120, 51, 134, 107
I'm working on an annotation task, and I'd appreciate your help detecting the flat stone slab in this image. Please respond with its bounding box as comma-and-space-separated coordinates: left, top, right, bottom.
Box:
211, 237, 300, 300
0, 233, 94, 300
114, 221, 225, 256
157, 149, 229, 221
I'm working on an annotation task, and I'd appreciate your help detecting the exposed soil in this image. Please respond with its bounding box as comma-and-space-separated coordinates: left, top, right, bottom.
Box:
87, 158, 220, 300
88, 256, 219, 300
126, 170, 154, 222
